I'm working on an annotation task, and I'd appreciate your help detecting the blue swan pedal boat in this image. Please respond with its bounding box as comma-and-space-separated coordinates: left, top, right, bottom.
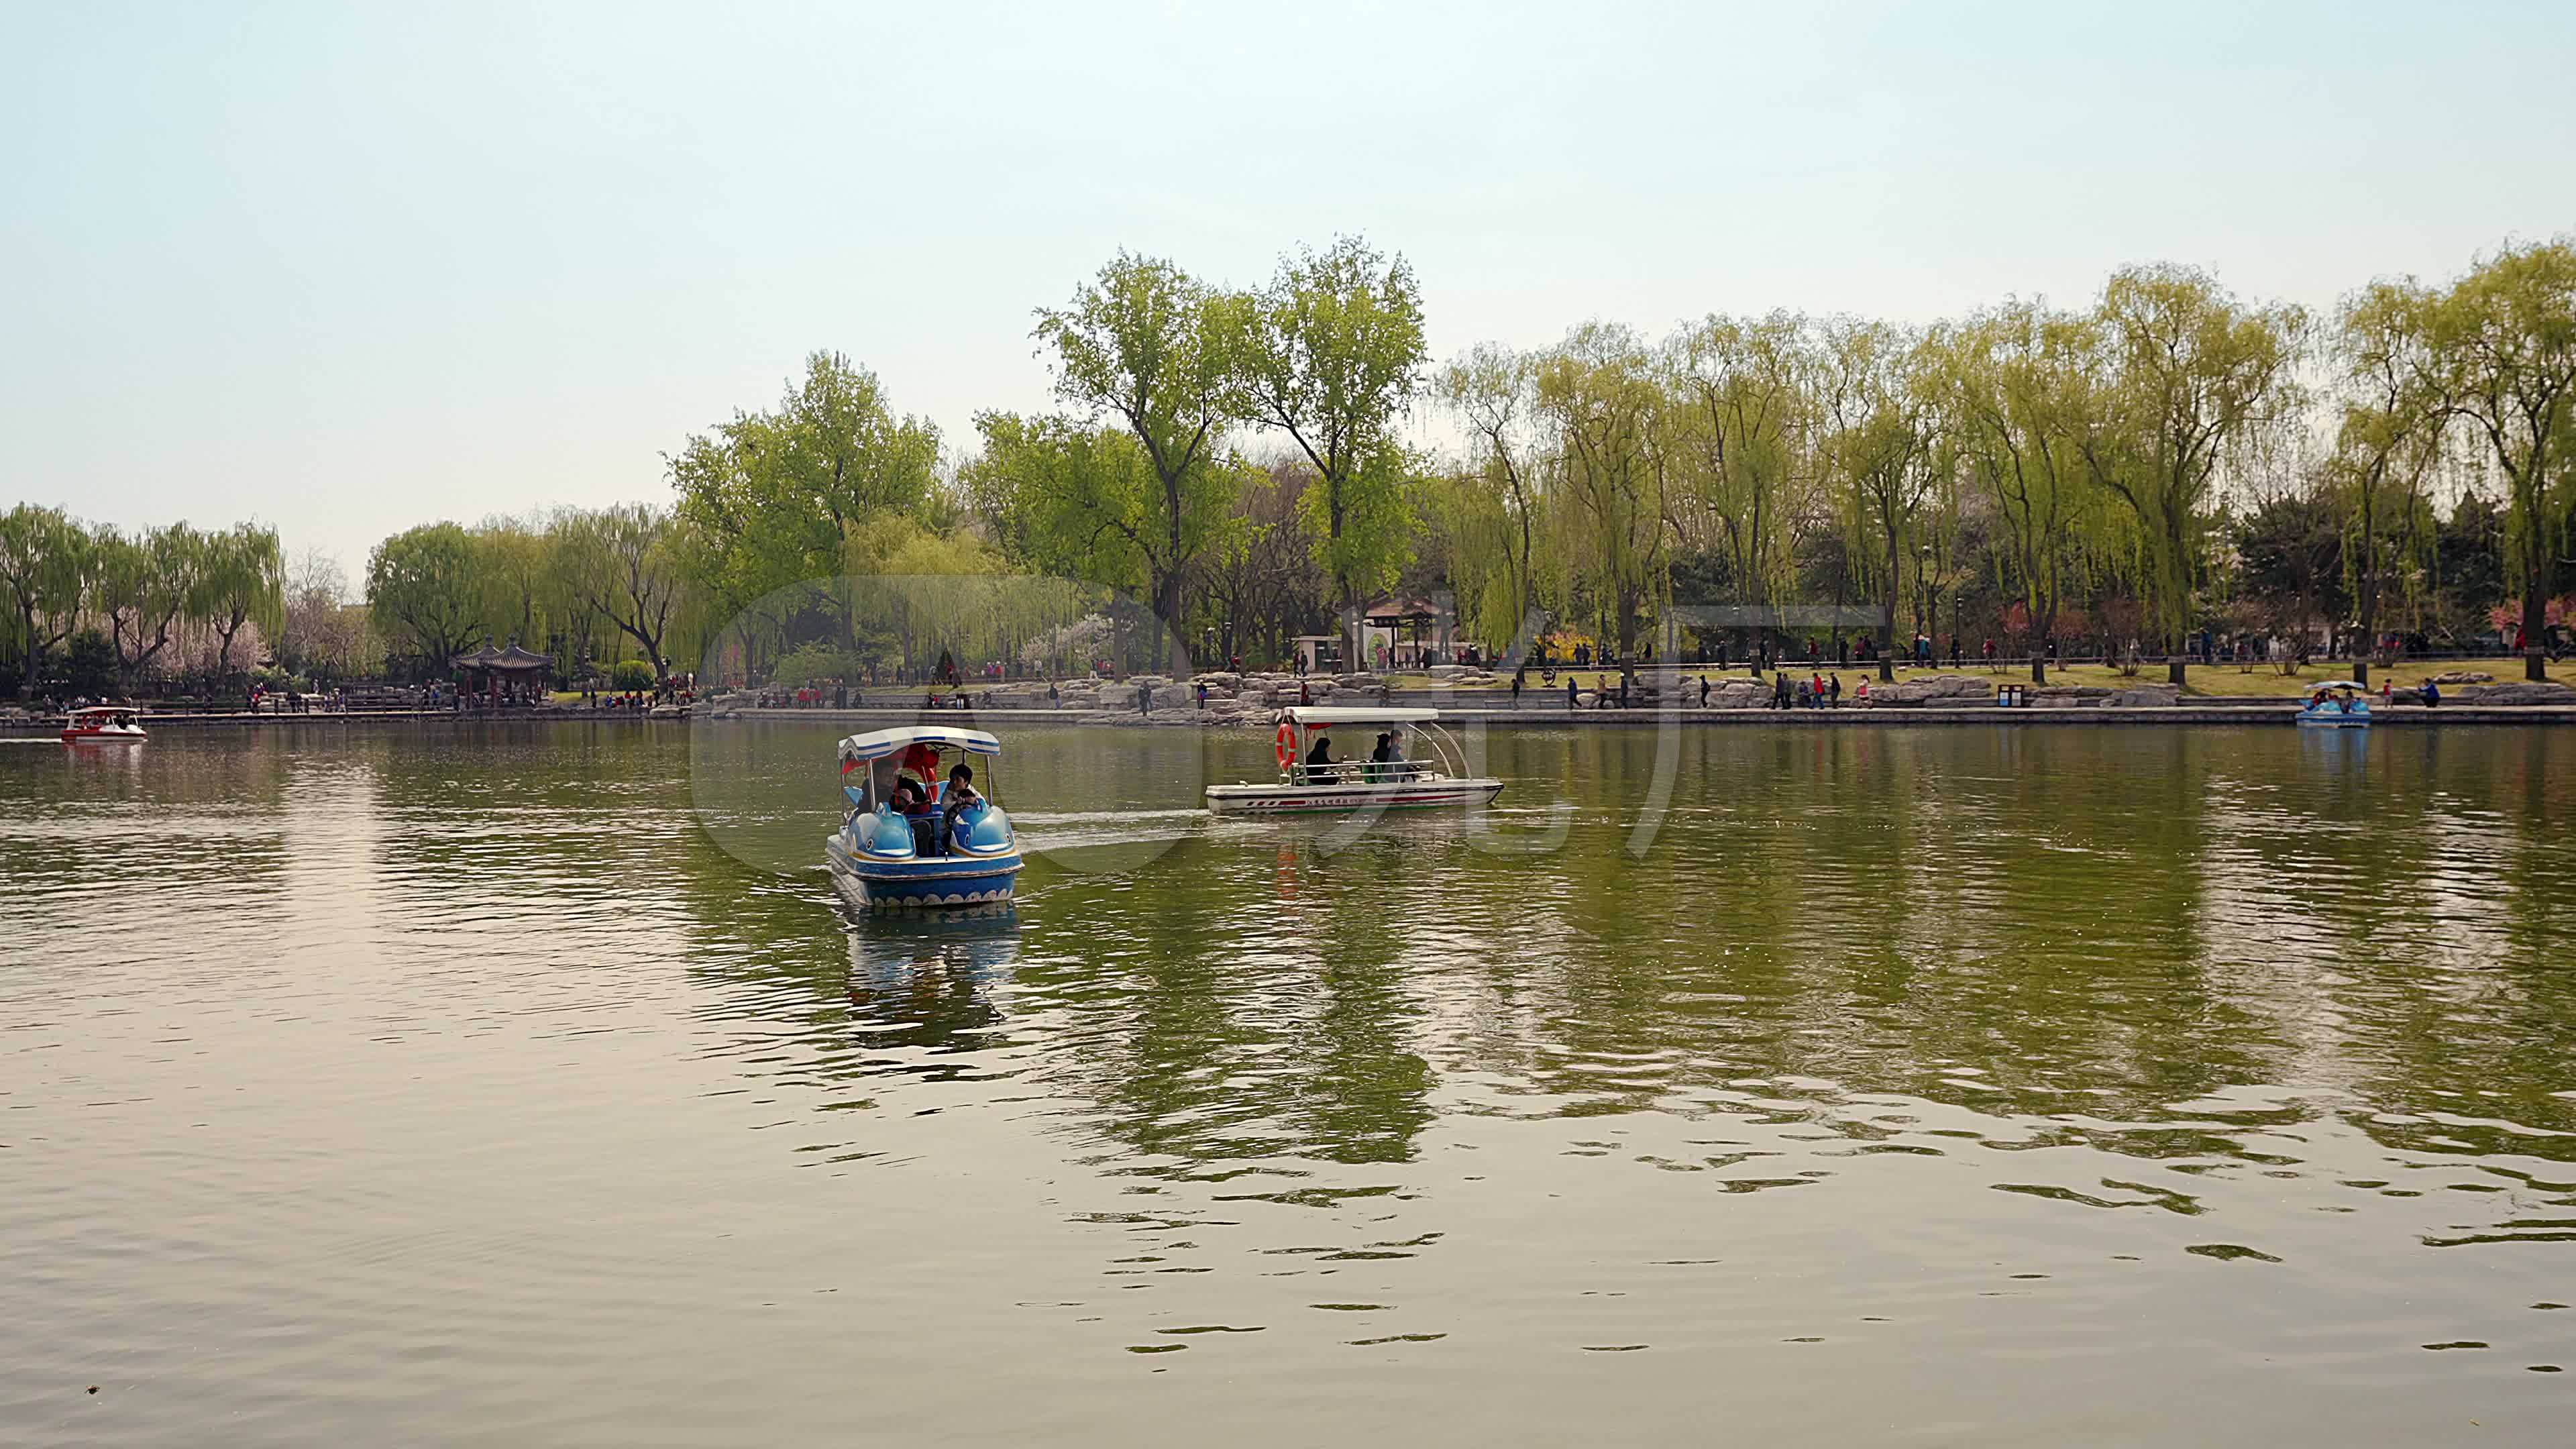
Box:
2296, 681, 2373, 729
824, 726, 1024, 908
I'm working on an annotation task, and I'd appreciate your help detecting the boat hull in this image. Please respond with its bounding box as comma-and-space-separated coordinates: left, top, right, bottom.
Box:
1203, 778, 1504, 815
2295, 710, 2371, 729
61, 729, 146, 743
825, 836, 1022, 908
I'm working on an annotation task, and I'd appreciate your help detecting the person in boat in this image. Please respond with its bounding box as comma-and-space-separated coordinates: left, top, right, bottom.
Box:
896, 740, 941, 797
1366, 731, 1403, 782
1305, 731, 1336, 775
938, 763, 983, 853
890, 779, 938, 853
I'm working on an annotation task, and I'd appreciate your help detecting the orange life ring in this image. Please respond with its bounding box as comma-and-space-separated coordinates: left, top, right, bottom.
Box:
1273, 720, 1297, 771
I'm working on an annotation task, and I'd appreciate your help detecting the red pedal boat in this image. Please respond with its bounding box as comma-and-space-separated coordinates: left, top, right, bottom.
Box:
60, 706, 146, 743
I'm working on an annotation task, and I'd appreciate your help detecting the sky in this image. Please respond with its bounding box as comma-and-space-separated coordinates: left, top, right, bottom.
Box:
5, 0, 2573, 582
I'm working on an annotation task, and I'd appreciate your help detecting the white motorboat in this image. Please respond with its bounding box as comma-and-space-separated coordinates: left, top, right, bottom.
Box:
60, 706, 146, 743
1203, 706, 1503, 815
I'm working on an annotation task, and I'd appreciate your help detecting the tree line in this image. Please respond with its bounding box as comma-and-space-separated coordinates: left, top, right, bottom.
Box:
979, 235, 2573, 685
7, 234, 2567, 698
0, 513, 286, 697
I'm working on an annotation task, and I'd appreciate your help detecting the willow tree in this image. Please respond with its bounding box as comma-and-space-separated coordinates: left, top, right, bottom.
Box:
193, 523, 284, 675
1436, 342, 1546, 650
0, 504, 91, 694
92, 524, 203, 684
1234, 237, 1428, 665
1928, 303, 2100, 682
1538, 323, 1668, 661
2330, 278, 2447, 684
366, 521, 490, 673
1665, 311, 1811, 618
555, 503, 686, 678
2428, 240, 2575, 682
1026, 252, 1240, 668
2075, 266, 2306, 680
1815, 317, 1939, 681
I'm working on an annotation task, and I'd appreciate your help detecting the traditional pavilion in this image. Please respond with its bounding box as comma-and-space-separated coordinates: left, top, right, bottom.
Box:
1360, 596, 1461, 671
451, 639, 552, 706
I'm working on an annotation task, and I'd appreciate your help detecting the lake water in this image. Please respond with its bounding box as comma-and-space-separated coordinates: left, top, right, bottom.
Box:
5, 721, 2574, 1445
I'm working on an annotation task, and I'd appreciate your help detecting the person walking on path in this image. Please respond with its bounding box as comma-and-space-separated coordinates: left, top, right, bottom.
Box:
1567, 675, 1579, 710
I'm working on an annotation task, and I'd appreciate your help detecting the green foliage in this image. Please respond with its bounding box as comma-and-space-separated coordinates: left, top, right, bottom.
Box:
191, 523, 284, 673
1923, 303, 2104, 675
0, 504, 92, 692
1664, 312, 1809, 610
1434, 343, 1546, 650
2235, 493, 2347, 632
1815, 316, 1939, 659
91, 524, 206, 681
1234, 236, 1428, 633
765, 641, 855, 686
609, 658, 657, 689
1012, 252, 1246, 664
552, 503, 686, 675
1537, 323, 1667, 655
670, 351, 942, 614
2073, 265, 2308, 651
56, 628, 117, 697
2428, 239, 2576, 676
366, 522, 488, 673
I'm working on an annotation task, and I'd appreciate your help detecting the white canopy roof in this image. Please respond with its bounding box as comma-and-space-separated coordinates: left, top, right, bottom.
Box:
1282, 706, 1441, 726
837, 726, 1002, 762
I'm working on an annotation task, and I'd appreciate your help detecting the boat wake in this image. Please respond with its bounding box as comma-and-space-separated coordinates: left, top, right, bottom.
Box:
1012, 808, 1209, 857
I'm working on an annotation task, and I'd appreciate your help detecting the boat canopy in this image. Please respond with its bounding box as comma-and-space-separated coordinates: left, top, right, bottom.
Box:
837, 726, 1002, 761
2309, 681, 2368, 692
1282, 706, 1441, 727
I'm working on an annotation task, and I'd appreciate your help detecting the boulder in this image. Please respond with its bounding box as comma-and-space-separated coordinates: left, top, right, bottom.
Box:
2457, 681, 2576, 705
1870, 674, 1994, 706
2107, 684, 2181, 707
2428, 671, 2493, 685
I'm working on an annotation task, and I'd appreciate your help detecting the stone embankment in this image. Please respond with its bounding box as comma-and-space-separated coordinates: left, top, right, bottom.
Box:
965, 671, 1396, 727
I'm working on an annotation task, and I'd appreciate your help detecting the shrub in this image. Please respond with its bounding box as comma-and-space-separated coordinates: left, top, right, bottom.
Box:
610, 659, 657, 690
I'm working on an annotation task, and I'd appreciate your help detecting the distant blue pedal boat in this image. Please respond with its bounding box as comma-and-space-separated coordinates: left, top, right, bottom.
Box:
824, 726, 1024, 908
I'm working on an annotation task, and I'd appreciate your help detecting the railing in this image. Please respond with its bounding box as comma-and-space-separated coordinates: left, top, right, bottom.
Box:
1288, 760, 1437, 786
